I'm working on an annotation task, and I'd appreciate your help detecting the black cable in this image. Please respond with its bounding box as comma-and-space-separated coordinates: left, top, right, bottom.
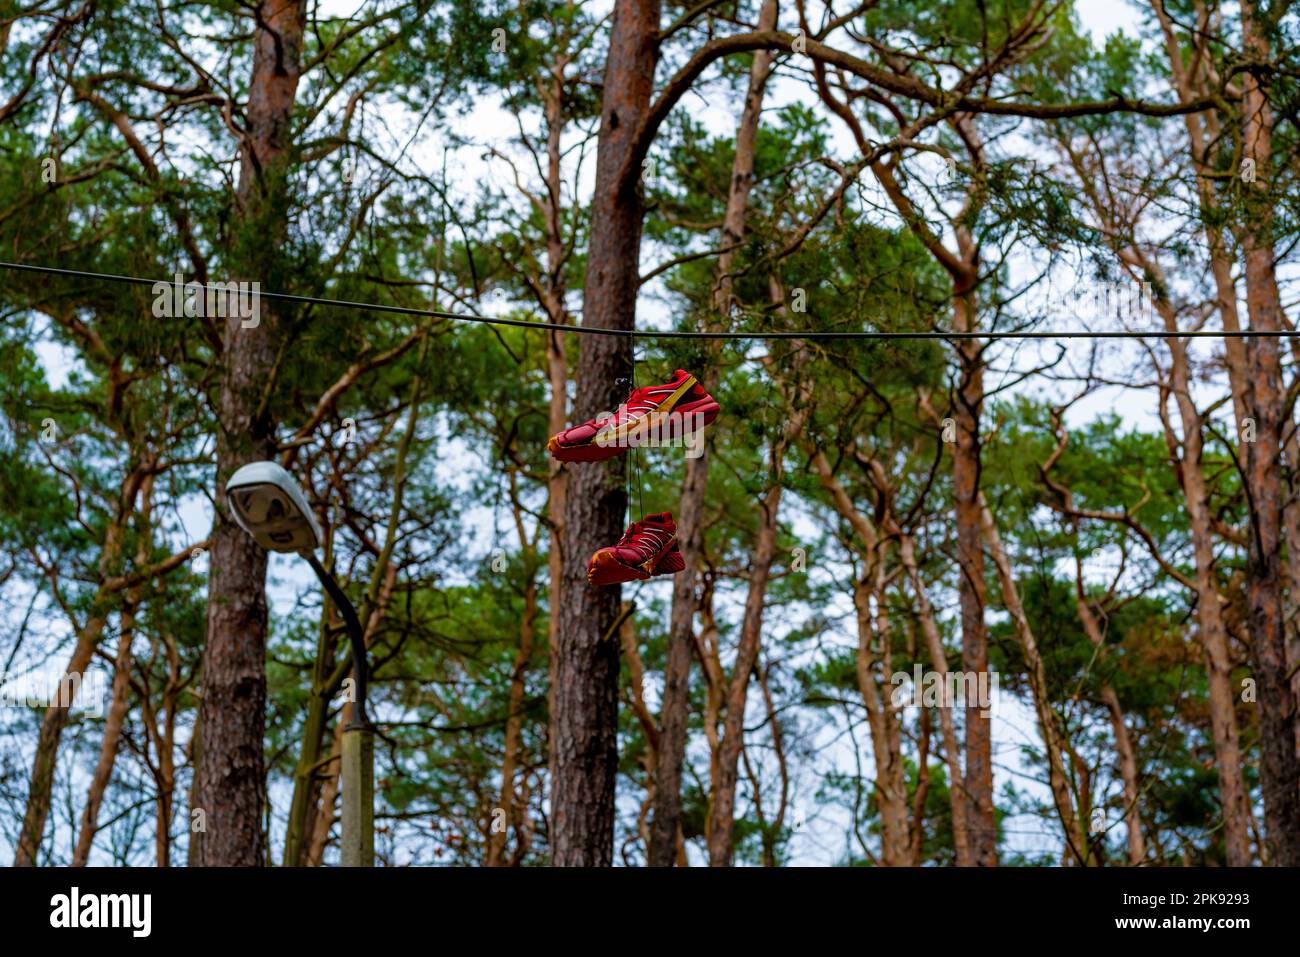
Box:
630, 334, 645, 523
3, 260, 1298, 341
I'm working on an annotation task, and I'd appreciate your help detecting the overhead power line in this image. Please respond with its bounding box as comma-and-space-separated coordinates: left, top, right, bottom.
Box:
2, 260, 1296, 341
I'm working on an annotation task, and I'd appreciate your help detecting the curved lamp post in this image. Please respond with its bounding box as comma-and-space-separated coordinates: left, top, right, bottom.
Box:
225, 461, 374, 867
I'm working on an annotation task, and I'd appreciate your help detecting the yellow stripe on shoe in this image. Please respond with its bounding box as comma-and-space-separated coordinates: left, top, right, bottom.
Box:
606, 374, 698, 445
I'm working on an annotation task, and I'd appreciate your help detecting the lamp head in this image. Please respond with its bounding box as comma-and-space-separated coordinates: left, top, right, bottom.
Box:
225, 461, 322, 553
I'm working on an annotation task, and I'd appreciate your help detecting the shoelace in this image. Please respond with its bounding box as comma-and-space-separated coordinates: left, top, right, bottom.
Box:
619, 520, 653, 546
619, 522, 671, 560
604, 379, 684, 424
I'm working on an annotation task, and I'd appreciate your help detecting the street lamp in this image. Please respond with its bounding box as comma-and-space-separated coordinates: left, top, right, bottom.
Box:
225, 461, 374, 867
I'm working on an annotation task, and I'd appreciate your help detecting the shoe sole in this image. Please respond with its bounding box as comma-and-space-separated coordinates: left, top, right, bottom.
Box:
588, 538, 681, 586
547, 436, 622, 462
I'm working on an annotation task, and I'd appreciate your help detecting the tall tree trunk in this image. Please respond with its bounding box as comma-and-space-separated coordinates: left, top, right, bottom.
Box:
980, 497, 1086, 864
154, 691, 177, 867
894, 528, 973, 865
14, 467, 142, 865
542, 48, 571, 771
809, 446, 961, 865
71, 600, 137, 867
72, 478, 154, 867
14, 613, 111, 866
141, 629, 182, 867
194, 0, 306, 867
706, 476, 781, 866
551, 0, 661, 866
283, 606, 335, 867
1282, 425, 1300, 752
306, 707, 346, 866
1155, 9, 1283, 787
1153, 1, 1249, 425
851, 571, 911, 866
1162, 317, 1254, 865
1236, 0, 1300, 867
871, 126, 993, 864
649, 0, 777, 868
1072, 570, 1145, 864
753, 663, 789, 866
952, 287, 996, 865
707, 354, 809, 865
488, 574, 538, 866
1061, 110, 1257, 863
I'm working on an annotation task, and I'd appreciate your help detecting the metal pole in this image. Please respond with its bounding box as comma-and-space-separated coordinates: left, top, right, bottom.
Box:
340, 724, 374, 867
303, 552, 374, 866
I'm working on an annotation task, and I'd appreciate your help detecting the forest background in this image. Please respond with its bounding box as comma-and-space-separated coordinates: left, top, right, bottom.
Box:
2, 0, 1299, 867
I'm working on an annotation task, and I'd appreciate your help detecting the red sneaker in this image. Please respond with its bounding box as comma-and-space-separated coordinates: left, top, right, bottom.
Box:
548, 369, 719, 463
588, 512, 685, 585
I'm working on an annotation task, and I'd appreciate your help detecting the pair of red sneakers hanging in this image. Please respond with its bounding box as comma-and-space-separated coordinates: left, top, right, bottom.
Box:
548, 369, 720, 586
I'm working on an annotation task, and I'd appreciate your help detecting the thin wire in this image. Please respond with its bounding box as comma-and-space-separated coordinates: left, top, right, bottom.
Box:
5, 260, 1299, 341
632, 441, 645, 524
628, 333, 645, 523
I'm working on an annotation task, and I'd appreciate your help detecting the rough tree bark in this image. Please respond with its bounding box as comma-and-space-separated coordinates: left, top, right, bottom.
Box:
1235, 0, 1300, 866
550, 0, 661, 866
1157, 291, 1254, 865
194, 0, 306, 867
950, 271, 994, 867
